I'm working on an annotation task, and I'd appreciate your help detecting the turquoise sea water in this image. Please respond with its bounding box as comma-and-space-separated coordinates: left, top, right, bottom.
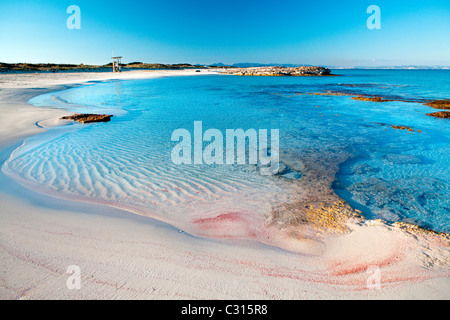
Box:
3, 70, 450, 233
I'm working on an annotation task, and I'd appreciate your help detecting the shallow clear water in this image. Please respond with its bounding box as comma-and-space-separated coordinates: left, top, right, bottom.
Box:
3, 70, 450, 233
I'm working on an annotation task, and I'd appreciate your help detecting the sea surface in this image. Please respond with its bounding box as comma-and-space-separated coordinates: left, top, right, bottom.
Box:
3, 70, 450, 234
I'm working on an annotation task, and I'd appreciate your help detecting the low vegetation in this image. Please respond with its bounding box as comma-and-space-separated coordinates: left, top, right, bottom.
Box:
0, 62, 209, 73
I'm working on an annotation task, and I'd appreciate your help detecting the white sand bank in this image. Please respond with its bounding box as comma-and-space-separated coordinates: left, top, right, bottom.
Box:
0, 70, 448, 299
0, 69, 212, 147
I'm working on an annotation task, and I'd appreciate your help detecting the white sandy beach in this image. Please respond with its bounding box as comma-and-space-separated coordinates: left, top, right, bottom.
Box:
0, 70, 449, 300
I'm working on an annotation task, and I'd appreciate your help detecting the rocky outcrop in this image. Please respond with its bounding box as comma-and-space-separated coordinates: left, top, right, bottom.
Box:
374, 123, 422, 133
391, 125, 417, 132
426, 111, 450, 118
292, 89, 450, 119
269, 148, 364, 238
351, 96, 392, 102
424, 100, 450, 110
60, 114, 113, 123
221, 66, 332, 76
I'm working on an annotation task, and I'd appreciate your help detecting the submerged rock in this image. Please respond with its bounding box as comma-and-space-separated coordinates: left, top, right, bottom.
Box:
384, 154, 425, 165
401, 218, 431, 229
352, 163, 381, 175
60, 114, 113, 123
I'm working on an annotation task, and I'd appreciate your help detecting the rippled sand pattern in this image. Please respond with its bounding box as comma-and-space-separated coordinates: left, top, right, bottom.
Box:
3, 71, 450, 242
3, 126, 289, 236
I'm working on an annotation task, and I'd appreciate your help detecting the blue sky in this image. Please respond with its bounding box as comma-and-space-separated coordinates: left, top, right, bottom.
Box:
1, 0, 449, 67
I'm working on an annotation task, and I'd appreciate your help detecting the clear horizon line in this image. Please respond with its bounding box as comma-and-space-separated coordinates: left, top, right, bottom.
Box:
1, 61, 450, 69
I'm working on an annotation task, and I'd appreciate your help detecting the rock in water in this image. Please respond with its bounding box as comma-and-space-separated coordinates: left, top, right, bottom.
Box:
424, 100, 450, 110
60, 114, 113, 123
426, 111, 450, 119
221, 66, 332, 76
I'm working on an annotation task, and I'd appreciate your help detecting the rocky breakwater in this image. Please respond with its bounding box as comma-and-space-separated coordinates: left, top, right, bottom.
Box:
222, 66, 332, 76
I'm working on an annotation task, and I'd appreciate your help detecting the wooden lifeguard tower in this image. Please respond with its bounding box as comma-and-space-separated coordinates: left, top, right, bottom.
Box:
112, 56, 122, 72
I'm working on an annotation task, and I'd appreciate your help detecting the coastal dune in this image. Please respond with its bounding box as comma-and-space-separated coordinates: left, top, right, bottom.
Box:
0, 70, 448, 299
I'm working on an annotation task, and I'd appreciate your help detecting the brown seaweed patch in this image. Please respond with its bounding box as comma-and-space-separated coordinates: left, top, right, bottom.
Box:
269, 149, 363, 237
270, 200, 362, 234
351, 96, 393, 102
394, 222, 450, 239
